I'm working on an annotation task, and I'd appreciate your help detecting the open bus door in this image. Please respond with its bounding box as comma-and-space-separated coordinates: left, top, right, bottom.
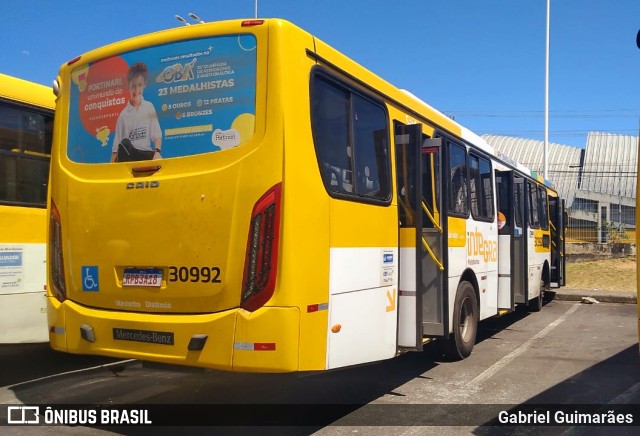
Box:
496, 171, 516, 310
496, 171, 533, 310
513, 175, 528, 304
395, 123, 446, 350
549, 196, 566, 288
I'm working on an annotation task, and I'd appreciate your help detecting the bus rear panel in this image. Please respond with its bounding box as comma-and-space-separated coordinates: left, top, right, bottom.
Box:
48, 20, 303, 371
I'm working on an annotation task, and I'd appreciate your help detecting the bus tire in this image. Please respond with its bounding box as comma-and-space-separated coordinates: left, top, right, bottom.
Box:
443, 281, 478, 360
528, 280, 544, 312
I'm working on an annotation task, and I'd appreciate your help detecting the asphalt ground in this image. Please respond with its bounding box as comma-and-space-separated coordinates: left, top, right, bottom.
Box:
1, 297, 638, 435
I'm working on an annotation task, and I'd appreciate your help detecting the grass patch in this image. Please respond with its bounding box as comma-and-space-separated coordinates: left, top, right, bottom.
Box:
566, 256, 637, 292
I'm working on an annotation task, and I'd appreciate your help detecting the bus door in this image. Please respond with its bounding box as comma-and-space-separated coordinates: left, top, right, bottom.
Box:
496, 171, 515, 310
395, 123, 446, 349
549, 196, 566, 287
513, 175, 528, 304
526, 181, 543, 300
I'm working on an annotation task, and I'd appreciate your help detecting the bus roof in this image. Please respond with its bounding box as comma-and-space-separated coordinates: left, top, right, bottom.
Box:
0, 73, 55, 110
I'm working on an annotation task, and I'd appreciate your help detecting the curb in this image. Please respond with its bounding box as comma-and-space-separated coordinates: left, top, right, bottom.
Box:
552, 289, 637, 304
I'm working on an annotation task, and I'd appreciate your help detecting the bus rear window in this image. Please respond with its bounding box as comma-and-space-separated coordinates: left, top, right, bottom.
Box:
67, 35, 257, 164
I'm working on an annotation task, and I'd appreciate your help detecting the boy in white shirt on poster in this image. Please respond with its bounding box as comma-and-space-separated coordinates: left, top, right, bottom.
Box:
111, 62, 162, 162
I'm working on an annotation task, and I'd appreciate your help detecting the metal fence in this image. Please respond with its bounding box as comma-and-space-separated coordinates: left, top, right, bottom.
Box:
548, 163, 636, 246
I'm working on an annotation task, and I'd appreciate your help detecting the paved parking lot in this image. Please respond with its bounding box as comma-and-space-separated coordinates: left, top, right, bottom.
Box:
1, 299, 638, 435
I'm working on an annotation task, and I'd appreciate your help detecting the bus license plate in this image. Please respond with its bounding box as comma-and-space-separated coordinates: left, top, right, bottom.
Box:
123, 268, 163, 287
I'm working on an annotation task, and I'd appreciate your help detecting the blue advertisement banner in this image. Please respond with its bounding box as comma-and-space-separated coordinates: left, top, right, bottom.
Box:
68, 34, 257, 163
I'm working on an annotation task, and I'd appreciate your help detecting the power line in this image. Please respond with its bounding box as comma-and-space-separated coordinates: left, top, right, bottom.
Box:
483, 129, 638, 135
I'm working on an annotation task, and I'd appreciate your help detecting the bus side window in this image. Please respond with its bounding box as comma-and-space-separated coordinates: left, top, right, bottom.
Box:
311, 77, 351, 191
311, 73, 391, 202
539, 186, 549, 230
448, 142, 468, 216
514, 181, 524, 229
352, 94, 389, 198
468, 154, 494, 222
496, 174, 512, 235
480, 157, 494, 220
528, 182, 540, 228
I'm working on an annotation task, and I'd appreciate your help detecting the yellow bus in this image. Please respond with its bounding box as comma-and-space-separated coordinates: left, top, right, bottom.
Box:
0, 74, 55, 343
47, 19, 565, 371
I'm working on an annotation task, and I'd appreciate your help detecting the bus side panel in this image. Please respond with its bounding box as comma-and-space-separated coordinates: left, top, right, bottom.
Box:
447, 217, 467, 278
273, 20, 330, 371
529, 228, 550, 298
326, 200, 398, 369
446, 217, 466, 332
467, 219, 498, 321
327, 246, 398, 368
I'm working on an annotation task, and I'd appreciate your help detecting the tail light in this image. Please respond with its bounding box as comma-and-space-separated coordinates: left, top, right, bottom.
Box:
49, 200, 66, 302
241, 183, 282, 312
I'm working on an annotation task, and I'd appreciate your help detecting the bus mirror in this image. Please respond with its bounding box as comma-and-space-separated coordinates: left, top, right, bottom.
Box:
422, 138, 441, 154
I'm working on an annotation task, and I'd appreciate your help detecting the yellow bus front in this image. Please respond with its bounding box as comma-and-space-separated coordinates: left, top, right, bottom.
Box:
47, 20, 307, 372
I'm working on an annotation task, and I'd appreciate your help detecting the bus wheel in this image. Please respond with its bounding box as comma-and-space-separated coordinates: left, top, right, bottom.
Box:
443, 281, 478, 360
528, 280, 544, 312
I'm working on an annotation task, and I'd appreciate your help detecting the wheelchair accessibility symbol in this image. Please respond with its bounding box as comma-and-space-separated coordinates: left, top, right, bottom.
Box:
82, 266, 99, 291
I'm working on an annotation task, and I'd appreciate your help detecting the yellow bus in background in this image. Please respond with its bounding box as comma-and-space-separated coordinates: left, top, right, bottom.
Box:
47, 19, 564, 371
0, 74, 54, 343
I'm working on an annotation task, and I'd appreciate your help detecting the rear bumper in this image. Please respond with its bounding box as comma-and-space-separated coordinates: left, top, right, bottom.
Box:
47, 297, 301, 372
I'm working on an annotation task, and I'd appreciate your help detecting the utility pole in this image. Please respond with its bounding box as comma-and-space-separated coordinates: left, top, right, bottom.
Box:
544, 0, 550, 180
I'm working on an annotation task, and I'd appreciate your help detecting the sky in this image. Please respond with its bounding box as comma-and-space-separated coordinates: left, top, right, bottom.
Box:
1, 0, 638, 149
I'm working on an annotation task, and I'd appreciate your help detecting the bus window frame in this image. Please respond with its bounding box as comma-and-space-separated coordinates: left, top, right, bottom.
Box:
528, 181, 540, 229
467, 151, 494, 223
446, 140, 470, 219
309, 67, 392, 206
538, 186, 549, 230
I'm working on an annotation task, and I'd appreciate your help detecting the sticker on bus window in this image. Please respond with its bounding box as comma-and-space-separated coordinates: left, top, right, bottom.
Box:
67, 35, 257, 164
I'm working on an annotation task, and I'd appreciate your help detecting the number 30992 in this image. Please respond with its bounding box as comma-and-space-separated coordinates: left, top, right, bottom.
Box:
169, 266, 221, 283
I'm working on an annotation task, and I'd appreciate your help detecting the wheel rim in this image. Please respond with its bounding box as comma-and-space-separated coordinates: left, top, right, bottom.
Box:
459, 296, 473, 342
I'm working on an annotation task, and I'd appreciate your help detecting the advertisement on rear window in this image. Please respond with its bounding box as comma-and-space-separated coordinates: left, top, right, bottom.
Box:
67, 35, 256, 163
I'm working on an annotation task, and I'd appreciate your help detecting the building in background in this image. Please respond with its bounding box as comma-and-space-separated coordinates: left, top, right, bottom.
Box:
483, 132, 638, 244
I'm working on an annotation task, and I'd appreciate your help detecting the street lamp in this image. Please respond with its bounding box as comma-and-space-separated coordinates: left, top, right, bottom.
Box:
188, 13, 205, 24
175, 15, 190, 26
544, 0, 550, 180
